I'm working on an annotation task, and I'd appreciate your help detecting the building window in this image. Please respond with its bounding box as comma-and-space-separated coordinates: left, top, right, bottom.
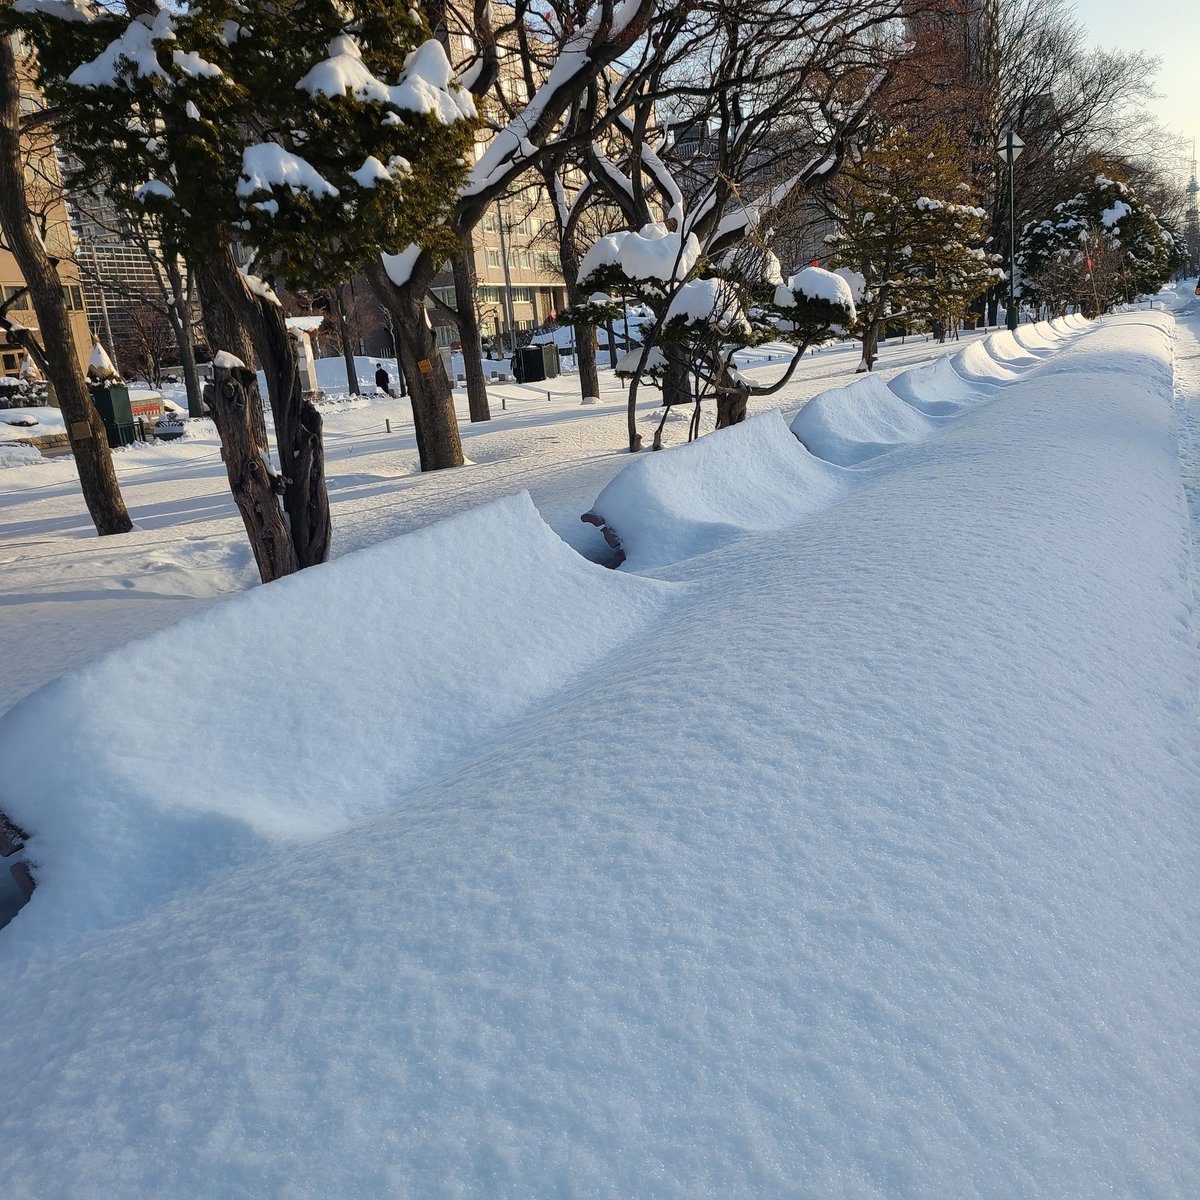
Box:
485, 249, 501, 268
2, 286, 30, 310
61, 285, 84, 310
2, 350, 21, 376
482, 213, 497, 232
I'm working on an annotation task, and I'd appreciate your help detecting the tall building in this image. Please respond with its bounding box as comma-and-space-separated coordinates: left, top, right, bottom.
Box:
59, 167, 195, 376
426, 30, 568, 352
1, 38, 92, 381
430, 194, 568, 351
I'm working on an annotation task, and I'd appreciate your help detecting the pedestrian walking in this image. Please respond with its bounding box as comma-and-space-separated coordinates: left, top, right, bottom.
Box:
374, 363, 392, 397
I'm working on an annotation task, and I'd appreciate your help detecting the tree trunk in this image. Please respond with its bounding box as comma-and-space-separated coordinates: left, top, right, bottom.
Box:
986, 290, 1000, 327
207, 363, 298, 583
333, 286, 361, 396
194, 262, 267, 451
663, 344, 692, 409
451, 246, 490, 422
714, 355, 750, 429
575, 323, 600, 400
251, 294, 330, 569
714, 388, 749, 428
167, 257, 204, 418
858, 318, 880, 372
197, 251, 331, 568
364, 259, 464, 471
0, 40, 131, 536
558, 241, 600, 402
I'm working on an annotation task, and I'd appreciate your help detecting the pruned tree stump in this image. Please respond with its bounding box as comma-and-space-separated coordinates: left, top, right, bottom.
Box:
581, 511, 626, 563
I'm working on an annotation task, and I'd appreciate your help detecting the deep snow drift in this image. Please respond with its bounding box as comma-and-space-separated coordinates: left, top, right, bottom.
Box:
0, 309, 1197, 1198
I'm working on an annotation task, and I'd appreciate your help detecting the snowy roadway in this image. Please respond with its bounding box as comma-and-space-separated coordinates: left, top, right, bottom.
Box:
0, 298, 1197, 1197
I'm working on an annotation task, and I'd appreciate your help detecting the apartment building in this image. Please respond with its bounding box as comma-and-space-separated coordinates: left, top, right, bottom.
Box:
429, 197, 568, 351
1, 38, 92, 380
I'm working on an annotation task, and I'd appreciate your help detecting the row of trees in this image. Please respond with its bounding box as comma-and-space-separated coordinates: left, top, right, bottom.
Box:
0, 0, 1191, 578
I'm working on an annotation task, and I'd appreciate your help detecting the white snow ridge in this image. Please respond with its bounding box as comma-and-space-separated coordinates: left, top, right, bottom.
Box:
0, 309, 1197, 1198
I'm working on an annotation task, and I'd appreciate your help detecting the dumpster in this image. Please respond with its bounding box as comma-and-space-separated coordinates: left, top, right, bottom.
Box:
513, 343, 561, 383
90, 383, 138, 448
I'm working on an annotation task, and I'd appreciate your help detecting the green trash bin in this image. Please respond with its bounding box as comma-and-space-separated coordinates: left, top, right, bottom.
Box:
90, 383, 137, 448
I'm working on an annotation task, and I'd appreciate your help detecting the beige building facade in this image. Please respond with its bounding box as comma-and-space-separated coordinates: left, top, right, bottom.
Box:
2, 40, 93, 381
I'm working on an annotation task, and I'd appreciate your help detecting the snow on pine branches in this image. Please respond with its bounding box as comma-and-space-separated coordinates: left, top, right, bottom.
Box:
1017, 173, 1185, 317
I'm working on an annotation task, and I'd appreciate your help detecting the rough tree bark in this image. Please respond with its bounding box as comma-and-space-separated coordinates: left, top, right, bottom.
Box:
207, 361, 298, 581
0, 39, 131, 535
194, 262, 267, 452
332, 286, 361, 396
557, 241, 600, 402
165, 257, 204, 418
451, 245, 490, 422
197, 250, 331, 569
858, 317, 881, 372
364, 258, 464, 471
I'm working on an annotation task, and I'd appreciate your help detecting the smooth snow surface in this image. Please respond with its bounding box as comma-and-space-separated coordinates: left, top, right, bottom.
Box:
791, 371, 941, 465
0, 492, 675, 949
886, 355, 991, 415
1, 306, 1198, 1199
586, 410, 845, 569
951, 336, 1022, 383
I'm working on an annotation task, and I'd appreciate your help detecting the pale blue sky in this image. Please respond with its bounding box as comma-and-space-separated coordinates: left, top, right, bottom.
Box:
1073, 0, 1199, 178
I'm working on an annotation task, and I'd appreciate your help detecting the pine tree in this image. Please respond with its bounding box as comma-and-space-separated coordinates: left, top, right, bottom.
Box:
1018, 172, 1185, 317
14, 0, 476, 578
566, 231, 854, 447
825, 127, 1000, 371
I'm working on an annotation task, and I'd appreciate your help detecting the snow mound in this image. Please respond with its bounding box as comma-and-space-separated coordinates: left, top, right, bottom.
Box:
951, 337, 1022, 384
982, 329, 1040, 366
0, 315, 1196, 1197
0, 443, 42, 468
791, 372, 941, 466
584, 411, 844, 570
0, 493, 677, 949
1035, 311, 1174, 389
887, 356, 992, 416
1011, 322, 1061, 353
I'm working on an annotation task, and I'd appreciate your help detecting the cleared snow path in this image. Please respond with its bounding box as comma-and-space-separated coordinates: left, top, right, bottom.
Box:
1171, 287, 1200, 618
0, 311, 1196, 1197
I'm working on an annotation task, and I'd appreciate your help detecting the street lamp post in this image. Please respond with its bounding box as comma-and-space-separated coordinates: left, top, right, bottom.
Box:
997, 129, 1024, 332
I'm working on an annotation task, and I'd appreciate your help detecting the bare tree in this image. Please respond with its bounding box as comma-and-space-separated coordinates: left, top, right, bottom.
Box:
362, 0, 660, 471
562, 0, 912, 448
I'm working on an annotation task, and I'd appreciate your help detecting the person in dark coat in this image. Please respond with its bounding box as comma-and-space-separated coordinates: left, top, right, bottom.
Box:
374, 363, 391, 396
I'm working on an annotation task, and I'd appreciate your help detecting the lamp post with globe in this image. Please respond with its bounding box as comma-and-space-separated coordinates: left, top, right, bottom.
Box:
998, 129, 1024, 331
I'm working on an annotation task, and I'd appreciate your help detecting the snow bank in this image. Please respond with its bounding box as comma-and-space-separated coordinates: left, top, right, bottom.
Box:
0, 493, 677, 949
1012, 321, 1063, 353
951, 336, 1022, 384
0, 443, 42, 468
0, 316, 1195, 1199
887, 356, 992, 416
0, 407, 66, 441
982, 329, 1040, 366
791, 372, 941, 465
584, 410, 845, 569
1036, 310, 1174, 390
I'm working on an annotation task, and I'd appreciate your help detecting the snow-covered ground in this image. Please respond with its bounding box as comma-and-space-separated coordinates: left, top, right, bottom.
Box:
0, 294, 1197, 1197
